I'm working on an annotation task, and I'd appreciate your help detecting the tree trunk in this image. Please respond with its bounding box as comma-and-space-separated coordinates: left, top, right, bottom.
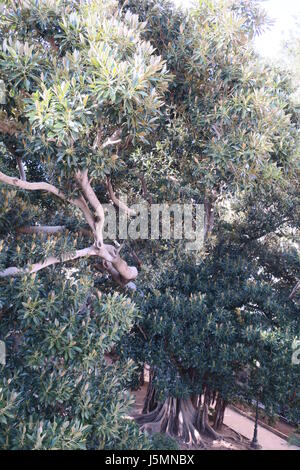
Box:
213, 395, 227, 431
139, 369, 145, 387
142, 368, 157, 414
138, 378, 223, 446
136, 397, 206, 447
194, 389, 222, 440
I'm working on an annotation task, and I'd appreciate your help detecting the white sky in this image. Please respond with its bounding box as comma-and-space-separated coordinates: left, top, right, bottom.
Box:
254, 0, 300, 58
174, 0, 300, 59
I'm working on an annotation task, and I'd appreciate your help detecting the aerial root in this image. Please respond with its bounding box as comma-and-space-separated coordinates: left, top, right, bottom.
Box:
136, 397, 207, 448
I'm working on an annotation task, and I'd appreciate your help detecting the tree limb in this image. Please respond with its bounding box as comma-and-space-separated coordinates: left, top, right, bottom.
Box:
0, 170, 66, 200
16, 157, 26, 181
139, 174, 152, 205
0, 169, 95, 235
289, 280, 300, 300
0, 169, 138, 284
0, 245, 102, 278
106, 176, 136, 216
73, 194, 97, 236
97, 259, 137, 288
16, 225, 65, 235
75, 169, 105, 247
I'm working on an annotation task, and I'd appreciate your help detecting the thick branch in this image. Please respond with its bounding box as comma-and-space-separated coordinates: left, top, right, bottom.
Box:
75, 169, 105, 247
0, 169, 138, 285
98, 258, 137, 289
0, 169, 95, 235
73, 195, 97, 235
106, 176, 136, 216
0, 245, 102, 278
0, 170, 66, 200
103, 244, 138, 282
0, 243, 126, 278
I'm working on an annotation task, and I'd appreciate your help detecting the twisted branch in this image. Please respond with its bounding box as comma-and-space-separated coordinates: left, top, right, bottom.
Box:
0, 170, 65, 199
106, 176, 136, 216
0, 168, 138, 285
0, 245, 103, 278
75, 169, 105, 247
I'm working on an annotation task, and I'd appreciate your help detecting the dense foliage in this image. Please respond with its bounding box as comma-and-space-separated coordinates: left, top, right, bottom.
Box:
120, 0, 300, 445
125, 186, 300, 432
0, 0, 168, 449
0, 0, 299, 449
0, 268, 152, 449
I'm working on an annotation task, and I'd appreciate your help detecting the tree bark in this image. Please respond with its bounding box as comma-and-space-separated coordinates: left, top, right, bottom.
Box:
142, 369, 157, 414
213, 395, 227, 431
16, 157, 26, 181
136, 397, 206, 447
0, 168, 138, 286
106, 176, 136, 216
137, 386, 224, 446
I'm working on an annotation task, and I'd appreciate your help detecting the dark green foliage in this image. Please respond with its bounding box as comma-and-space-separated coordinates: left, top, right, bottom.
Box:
150, 432, 179, 450
289, 432, 300, 447
124, 188, 300, 423
1, 0, 299, 449
0, 267, 151, 449
0, 0, 168, 449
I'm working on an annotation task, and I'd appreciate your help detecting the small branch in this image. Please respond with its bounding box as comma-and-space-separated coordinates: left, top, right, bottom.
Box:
129, 241, 142, 267
16, 225, 65, 235
289, 280, 300, 300
3, 142, 26, 181
106, 176, 136, 216
139, 174, 152, 204
131, 249, 142, 267
93, 128, 122, 150
100, 129, 122, 149
16, 157, 26, 181
137, 324, 147, 340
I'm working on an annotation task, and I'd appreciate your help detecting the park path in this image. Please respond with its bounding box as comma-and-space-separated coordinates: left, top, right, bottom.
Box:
131, 384, 299, 451
224, 407, 299, 451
